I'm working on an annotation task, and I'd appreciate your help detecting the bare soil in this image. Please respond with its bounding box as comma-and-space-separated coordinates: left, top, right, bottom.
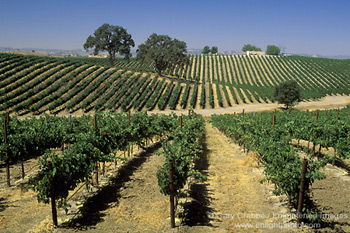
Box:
176, 124, 294, 233
149, 95, 350, 116
309, 165, 350, 233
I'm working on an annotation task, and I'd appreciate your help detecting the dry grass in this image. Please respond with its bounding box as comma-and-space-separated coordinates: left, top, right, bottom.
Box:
26, 216, 54, 233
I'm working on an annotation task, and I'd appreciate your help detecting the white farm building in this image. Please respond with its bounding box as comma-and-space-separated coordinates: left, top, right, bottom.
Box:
246, 51, 265, 56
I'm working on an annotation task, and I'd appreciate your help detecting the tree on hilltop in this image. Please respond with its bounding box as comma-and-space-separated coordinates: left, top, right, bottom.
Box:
136, 33, 189, 76
84, 23, 135, 66
274, 80, 300, 109
266, 45, 281, 55
202, 46, 211, 55
242, 44, 262, 52
211, 46, 218, 54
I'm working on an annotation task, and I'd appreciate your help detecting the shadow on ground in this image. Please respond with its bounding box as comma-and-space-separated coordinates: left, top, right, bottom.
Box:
0, 197, 10, 213
61, 142, 162, 231
180, 133, 219, 227
303, 190, 350, 233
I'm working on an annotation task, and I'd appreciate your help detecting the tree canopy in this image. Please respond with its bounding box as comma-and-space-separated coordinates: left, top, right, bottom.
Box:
202, 46, 210, 55
84, 23, 135, 66
211, 46, 218, 54
242, 44, 262, 52
273, 80, 300, 108
266, 45, 281, 55
136, 33, 189, 76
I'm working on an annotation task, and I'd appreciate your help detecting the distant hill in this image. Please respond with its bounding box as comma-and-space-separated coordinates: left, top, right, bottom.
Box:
1, 46, 349, 59
0, 47, 92, 57
290, 53, 350, 60
187, 48, 245, 56
3, 50, 47, 57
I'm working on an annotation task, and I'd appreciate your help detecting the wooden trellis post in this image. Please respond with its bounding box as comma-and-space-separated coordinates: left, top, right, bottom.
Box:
297, 159, 308, 227
93, 115, 98, 186
4, 118, 10, 187
48, 161, 58, 226
169, 160, 175, 228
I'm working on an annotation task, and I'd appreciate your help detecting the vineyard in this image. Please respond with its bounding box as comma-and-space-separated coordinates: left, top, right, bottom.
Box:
0, 111, 205, 228
1, 107, 349, 231
1, 51, 350, 231
1, 52, 350, 115
211, 108, 350, 205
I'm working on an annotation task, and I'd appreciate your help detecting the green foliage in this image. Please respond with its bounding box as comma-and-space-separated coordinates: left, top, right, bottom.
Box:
2, 52, 350, 113
274, 80, 301, 108
11, 112, 179, 213
146, 78, 166, 110
29, 146, 102, 209
168, 83, 182, 110
108, 73, 141, 110
120, 75, 149, 112
211, 46, 218, 54
266, 45, 281, 55
216, 84, 224, 107
202, 46, 211, 55
199, 82, 206, 109
190, 83, 198, 108
136, 33, 189, 76
158, 81, 174, 110
209, 83, 214, 108
210, 111, 334, 209
133, 75, 159, 111
84, 23, 135, 66
242, 44, 262, 52
156, 114, 205, 196
180, 82, 190, 109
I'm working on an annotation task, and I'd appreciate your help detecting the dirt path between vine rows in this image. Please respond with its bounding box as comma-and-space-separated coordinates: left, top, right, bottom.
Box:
309, 165, 350, 233
151, 95, 350, 116
175, 123, 295, 233
0, 143, 169, 233
56, 143, 171, 233
56, 123, 296, 233
1, 122, 349, 232
15, 94, 350, 119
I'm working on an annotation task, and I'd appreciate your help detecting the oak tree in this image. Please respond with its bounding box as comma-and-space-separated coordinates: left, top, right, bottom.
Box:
242, 44, 262, 52
137, 33, 189, 76
84, 23, 135, 66
274, 80, 300, 108
202, 46, 211, 55
211, 46, 218, 54
266, 45, 281, 55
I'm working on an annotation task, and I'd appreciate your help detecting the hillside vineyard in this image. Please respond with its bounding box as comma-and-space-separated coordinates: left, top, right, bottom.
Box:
1, 53, 350, 115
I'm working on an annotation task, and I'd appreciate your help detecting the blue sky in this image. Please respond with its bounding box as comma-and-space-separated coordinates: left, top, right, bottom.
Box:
1, 0, 349, 56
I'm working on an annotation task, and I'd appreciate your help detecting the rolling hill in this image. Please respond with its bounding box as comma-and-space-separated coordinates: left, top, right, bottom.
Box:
1, 52, 349, 115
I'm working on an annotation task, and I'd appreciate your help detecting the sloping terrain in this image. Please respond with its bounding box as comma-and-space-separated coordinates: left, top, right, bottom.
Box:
1, 52, 349, 116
